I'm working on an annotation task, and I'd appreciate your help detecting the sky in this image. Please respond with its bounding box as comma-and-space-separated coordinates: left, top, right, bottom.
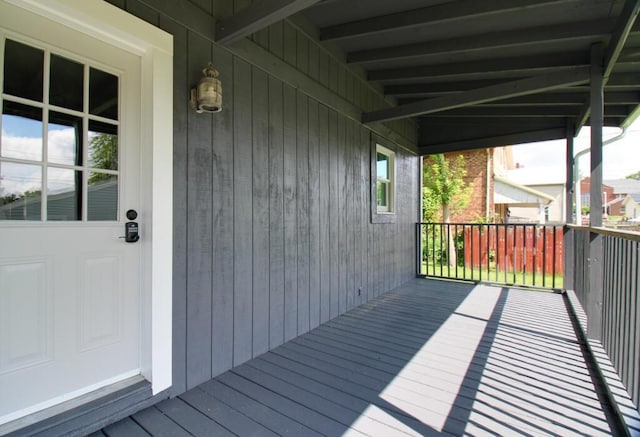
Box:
1, 116, 83, 196
510, 119, 640, 183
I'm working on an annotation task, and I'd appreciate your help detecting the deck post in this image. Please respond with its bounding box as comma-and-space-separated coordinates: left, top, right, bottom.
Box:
588, 42, 604, 340
563, 124, 575, 292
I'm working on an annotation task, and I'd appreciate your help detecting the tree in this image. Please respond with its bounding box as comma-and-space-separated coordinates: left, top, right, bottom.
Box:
88, 133, 118, 184
626, 170, 640, 180
423, 154, 470, 223
423, 153, 471, 267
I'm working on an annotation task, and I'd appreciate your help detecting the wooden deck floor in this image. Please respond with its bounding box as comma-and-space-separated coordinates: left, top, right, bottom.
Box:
97, 279, 616, 436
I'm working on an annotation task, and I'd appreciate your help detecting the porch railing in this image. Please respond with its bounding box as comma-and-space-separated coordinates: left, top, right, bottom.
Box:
565, 225, 640, 411
416, 222, 563, 290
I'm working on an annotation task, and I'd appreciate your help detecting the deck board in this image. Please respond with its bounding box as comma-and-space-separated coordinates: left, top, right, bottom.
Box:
102, 417, 149, 436
179, 388, 278, 437
131, 407, 191, 437
104, 279, 616, 436
154, 398, 234, 436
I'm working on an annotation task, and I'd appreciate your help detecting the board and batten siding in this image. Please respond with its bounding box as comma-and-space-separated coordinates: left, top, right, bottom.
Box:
108, 0, 420, 395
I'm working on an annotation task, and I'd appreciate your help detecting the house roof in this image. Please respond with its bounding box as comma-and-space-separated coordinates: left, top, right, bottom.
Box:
216, 0, 640, 155
603, 178, 640, 194
494, 175, 555, 206
506, 168, 566, 186
606, 196, 626, 206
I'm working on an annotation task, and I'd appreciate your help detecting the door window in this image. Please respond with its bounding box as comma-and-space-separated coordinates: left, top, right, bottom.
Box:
1, 38, 119, 221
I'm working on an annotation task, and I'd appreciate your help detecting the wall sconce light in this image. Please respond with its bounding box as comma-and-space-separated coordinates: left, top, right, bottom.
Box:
190, 63, 222, 113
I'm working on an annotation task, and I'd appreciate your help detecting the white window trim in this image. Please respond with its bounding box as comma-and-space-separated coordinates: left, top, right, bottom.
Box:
10, 0, 174, 395
376, 144, 395, 214
371, 140, 397, 224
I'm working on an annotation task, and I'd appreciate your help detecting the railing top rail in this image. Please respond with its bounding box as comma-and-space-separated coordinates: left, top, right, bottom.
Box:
566, 224, 640, 242
417, 222, 562, 227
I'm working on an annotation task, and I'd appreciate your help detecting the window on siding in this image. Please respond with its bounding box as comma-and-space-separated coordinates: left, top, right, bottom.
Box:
376, 145, 394, 213
371, 142, 396, 224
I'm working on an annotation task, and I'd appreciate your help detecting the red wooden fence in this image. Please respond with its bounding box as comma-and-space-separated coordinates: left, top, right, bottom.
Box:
463, 225, 563, 275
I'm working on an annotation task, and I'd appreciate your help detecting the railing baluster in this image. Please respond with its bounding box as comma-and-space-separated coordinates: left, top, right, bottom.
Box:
504, 225, 508, 285
453, 224, 464, 279
632, 240, 639, 409
564, 225, 640, 413
533, 225, 538, 287
486, 223, 490, 280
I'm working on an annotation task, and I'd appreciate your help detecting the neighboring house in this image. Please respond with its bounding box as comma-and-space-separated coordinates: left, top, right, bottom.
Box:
603, 178, 640, 198
603, 178, 640, 217
431, 147, 562, 224
606, 196, 626, 216
494, 175, 555, 223
501, 164, 566, 224
622, 194, 640, 219
580, 177, 615, 215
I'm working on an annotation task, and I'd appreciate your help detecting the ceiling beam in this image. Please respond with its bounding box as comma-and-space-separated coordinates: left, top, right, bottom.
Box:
386, 80, 507, 97
320, 0, 577, 41
368, 53, 589, 82
363, 67, 590, 123
384, 74, 640, 98
604, 0, 640, 80
399, 92, 640, 106
478, 92, 639, 106
348, 19, 613, 64
426, 105, 628, 117
424, 107, 582, 117
216, 0, 320, 44
399, 94, 584, 106
418, 128, 568, 155
575, 0, 639, 133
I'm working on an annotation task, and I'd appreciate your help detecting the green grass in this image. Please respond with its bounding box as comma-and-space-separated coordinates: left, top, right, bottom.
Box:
420, 261, 563, 290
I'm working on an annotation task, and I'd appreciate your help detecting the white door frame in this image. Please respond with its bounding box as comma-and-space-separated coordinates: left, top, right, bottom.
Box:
4, 0, 174, 395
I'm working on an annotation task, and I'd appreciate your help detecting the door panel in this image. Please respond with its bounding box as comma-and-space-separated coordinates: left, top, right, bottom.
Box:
0, 3, 142, 424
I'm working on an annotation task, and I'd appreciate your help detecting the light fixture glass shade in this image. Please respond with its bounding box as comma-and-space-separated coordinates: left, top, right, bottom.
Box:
190, 63, 222, 113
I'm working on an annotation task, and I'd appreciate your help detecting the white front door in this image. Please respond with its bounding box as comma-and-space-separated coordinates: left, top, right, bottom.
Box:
0, 2, 143, 424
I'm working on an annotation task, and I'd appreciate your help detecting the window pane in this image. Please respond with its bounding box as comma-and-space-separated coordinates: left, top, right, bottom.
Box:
377, 152, 388, 180
1, 101, 43, 161
47, 167, 81, 221
88, 173, 117, 221
49, 54, 83, 111
3, 39, 44, 101
377, 181, 388, 208
0, 162, 42, 220
88, 121, 118, 170
89, 68, 118, 120
48, 112, 82, 166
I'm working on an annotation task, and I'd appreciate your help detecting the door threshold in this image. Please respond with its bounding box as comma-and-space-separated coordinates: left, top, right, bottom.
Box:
0, 375, 147, 435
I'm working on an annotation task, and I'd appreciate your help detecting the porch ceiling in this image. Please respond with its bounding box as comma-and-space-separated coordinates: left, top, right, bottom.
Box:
221, 0, 640, 154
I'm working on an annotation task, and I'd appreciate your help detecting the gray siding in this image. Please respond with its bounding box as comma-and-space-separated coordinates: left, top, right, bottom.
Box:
112, 0, 420, 395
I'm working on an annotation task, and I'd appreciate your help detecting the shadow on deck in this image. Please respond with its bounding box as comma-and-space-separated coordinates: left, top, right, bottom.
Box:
98, 279, 618, 436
